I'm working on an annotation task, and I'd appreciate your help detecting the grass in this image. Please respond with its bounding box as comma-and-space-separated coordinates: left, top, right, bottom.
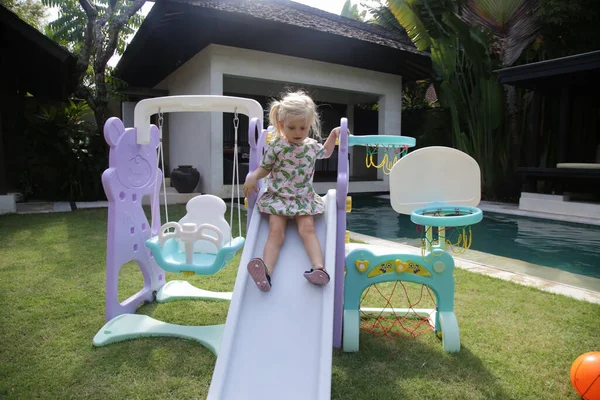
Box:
0, 206, 598, 399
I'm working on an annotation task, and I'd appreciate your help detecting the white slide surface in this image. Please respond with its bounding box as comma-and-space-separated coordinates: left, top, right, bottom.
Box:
207, 189, 337, 400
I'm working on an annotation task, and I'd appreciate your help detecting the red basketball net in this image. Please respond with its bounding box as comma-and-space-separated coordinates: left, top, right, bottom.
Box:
360, 281, 437, 339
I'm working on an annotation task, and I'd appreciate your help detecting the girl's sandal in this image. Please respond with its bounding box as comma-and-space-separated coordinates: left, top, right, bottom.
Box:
247, 258, 272, 292
303, 268, 330, 285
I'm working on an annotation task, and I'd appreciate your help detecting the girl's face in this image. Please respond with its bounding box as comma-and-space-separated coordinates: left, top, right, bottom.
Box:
279, 117, 311, 145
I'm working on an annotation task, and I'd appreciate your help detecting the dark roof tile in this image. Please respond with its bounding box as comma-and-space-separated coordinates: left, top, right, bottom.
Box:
174, 0, 426, 55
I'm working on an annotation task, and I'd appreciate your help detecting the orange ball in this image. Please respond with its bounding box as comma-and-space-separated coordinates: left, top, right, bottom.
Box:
571, 352, 600, 400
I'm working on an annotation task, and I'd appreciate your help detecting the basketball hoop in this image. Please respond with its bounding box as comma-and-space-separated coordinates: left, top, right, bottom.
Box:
348, 135, 416, 175
411, 205, 483, 259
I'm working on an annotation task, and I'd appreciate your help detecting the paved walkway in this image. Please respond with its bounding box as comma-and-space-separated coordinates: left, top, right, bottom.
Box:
479, 200, 600, 226
16, 201, 108, 214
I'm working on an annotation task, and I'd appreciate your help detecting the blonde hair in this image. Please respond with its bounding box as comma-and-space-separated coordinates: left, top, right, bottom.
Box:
268, 90, 321, 139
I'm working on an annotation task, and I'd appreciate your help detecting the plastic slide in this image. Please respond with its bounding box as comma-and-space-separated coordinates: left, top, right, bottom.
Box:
207, 189, 338, 400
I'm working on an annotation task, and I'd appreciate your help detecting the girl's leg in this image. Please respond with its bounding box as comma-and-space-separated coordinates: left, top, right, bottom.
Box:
263, 214, 288, 276
297, 215, 329, 285
296, 215, 324, 270
248, 214, 287, 291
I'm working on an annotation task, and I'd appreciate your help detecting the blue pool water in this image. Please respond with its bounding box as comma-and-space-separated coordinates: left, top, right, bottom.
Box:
346, 195, 600, 280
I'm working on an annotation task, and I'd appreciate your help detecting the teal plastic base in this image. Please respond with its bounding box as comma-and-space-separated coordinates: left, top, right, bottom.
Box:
438, 311, 460, 352
344, 247, 461, 353
156, 280, 232, 303
93, 314, 225, 356
342, 310, 360, 352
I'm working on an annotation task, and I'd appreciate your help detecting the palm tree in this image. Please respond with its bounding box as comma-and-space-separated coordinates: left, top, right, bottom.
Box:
341, 0, 367, 21
359, 2, 405, 36
461, 0, 539, 67
460, 0, 540, 181
366, 0, 539, 198
372, 0, 504, 196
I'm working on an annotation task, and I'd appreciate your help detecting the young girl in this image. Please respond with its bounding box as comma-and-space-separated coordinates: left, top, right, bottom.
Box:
243, 90, 342, 292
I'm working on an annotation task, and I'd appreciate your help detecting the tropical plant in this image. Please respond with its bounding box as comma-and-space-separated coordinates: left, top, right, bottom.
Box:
42, 0, 146, 132
534, 0, 600, 60
402, 80, 434, 110
460, 0, 540, 185
461, 0, 540, 68
341, 0, 367, 21
19, 100, 105, 201
1, 0, 47, 30
373, 0, 504, 196
362, 2, 405, 31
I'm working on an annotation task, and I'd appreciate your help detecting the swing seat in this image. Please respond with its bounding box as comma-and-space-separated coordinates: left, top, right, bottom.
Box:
145, 194, 245, 275
146, 235, 245, 275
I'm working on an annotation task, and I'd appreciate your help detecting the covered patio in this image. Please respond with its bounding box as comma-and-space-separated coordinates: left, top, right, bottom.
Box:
497, 50, 600, 218
0, 5, 77, 214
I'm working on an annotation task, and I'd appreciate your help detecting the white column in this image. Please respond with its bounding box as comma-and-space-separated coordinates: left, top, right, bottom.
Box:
346, 103, 355, 178
377, 95, 386, 181
210, 68, 225, 197
121, 101, 137, 127
378, 92, 403, 184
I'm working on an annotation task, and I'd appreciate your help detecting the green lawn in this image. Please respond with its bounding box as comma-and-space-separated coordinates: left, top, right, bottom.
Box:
0, 206, 598, 399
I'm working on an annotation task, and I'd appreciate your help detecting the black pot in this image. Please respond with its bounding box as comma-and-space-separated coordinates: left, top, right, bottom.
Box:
171, 165, 200, 193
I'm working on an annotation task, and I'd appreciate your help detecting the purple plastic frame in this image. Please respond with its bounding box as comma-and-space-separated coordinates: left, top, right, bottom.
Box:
334, 118, 349, 348
102, 118, 165, 322
246, 118, 265, 229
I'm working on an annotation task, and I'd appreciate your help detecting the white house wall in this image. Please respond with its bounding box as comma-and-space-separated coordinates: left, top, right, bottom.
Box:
155, 48, 214, 192
223, 76, 380, 106
156, 44, 403, 198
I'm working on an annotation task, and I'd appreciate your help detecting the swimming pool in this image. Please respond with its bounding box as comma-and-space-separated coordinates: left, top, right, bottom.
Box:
346, 195, 600, 280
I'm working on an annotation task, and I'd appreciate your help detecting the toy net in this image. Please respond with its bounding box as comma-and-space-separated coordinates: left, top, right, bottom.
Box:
412, 206, 480, 260
359, 281, 436, 340
365, 144, 410, 175
347, 135, 415, 175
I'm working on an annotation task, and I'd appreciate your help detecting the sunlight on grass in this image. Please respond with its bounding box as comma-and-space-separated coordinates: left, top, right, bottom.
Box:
0, 207, 598, 400
359, 281, 438, 339
118, 261, 146, 303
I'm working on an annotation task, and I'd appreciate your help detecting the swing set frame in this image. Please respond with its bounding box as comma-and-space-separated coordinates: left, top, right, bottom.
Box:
93, 96, 263, 352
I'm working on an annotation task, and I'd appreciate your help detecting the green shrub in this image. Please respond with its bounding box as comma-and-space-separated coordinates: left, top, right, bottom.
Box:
18, 100, 106, 201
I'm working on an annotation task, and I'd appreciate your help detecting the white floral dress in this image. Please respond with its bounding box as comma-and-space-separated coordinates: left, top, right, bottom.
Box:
258, 136, 327, 216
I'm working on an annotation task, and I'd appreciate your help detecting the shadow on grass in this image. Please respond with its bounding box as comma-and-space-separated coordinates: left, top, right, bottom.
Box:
80, 333, 219, 398
332, 332, 508, 400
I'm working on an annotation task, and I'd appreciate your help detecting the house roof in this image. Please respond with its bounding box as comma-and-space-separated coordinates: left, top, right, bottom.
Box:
116, 0, 432, 88
495, 50, 600, 92
188, 0, 419, 53
0, 5, 77, 100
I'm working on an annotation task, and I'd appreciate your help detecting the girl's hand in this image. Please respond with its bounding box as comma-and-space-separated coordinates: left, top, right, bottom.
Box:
331, 126, 350, 138
243, 174, 258, 198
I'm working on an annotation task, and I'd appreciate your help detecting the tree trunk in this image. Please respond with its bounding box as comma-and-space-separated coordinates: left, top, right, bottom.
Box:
93, 69, 109, 135
505, 84, 521, 196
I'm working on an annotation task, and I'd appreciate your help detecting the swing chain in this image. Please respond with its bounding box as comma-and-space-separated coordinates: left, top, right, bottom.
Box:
152, 108, 169, 232
230, 107, 242, 240
157, 108, 164, 139
233, 108, 239, 130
